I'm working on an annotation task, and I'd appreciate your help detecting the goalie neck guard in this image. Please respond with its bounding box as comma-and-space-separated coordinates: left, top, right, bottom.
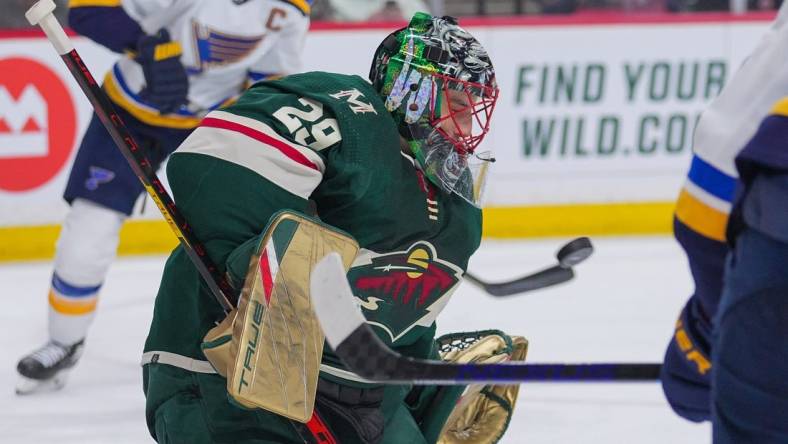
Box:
369, 13, 499, 207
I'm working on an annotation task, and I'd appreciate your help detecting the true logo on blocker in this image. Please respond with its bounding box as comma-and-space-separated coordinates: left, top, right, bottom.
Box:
0, 57, 76, 192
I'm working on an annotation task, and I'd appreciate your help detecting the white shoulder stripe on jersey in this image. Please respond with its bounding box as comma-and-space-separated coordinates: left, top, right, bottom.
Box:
207, 110, 326, 173
176, 125, 322, 200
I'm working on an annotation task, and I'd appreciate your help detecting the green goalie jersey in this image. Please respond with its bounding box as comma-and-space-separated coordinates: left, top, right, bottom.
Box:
143, 72, 482, 385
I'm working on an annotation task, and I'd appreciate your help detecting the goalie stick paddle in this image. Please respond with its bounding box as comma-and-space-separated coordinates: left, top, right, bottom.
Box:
26, 2, 334, 442
465, 237, 594, 297
311, 252, 661, 384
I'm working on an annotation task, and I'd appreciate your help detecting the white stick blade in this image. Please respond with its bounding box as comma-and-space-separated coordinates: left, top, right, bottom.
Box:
310, 252, 365, 348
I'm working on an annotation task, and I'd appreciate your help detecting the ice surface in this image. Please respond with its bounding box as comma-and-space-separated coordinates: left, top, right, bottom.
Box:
0, 236, 710, 443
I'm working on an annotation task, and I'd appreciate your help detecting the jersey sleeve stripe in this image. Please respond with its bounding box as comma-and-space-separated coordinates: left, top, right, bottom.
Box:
104, 70, 202, 129
248, 72, 283, 83
69, 0, 121, 7
276, 0, 312, 15
683, 180, 732, 213
675, 188, 728, 242
770, 97, 788, 117
200, 117, 320, 172
203, 110, 325, 171
175, 124, 322, 199
686, 154, 736, 202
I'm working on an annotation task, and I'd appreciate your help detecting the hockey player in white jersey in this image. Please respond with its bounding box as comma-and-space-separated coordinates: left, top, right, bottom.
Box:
661, 3, 788, 441
15, 0, 311, 395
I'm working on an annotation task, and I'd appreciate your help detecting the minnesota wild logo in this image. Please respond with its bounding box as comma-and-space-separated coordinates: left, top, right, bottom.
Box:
348, 242, 463, 342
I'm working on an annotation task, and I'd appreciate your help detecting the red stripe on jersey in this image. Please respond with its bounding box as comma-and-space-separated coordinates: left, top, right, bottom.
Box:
259, 249, 274, 306
201, 117, 319, 171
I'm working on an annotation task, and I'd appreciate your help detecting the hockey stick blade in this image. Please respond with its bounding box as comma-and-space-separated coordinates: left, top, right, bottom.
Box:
465, 237, 593, 297
465, 266, 574, 296
311, 253, 660, 384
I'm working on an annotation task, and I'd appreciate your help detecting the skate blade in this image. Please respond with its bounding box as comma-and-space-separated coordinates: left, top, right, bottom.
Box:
15, 371, 70, 395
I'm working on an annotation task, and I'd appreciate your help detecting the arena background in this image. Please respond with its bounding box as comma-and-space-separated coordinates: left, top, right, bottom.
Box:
0, 0, 778, 261
0, 1, 780, 443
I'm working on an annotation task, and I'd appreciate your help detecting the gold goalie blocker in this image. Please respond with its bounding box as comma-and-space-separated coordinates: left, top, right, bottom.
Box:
201, 210, 359, 423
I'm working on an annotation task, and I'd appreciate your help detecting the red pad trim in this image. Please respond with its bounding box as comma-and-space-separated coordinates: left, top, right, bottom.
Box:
305, 411, 338, 444
258, 248, 274, 306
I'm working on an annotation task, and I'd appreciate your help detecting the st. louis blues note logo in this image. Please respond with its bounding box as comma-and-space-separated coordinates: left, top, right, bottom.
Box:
349, 242, 462, 342
85, 166, 115, 191
190, 22, 264, 73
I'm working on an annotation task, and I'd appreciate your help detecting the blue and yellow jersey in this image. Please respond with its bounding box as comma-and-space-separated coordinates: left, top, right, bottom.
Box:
676, 155, 736, 244
661, 5, 788, 421
68, 0, 311, 129
672, 4, 788, 314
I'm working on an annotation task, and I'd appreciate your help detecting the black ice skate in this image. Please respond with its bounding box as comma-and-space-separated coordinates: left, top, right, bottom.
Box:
16, 340, 84, 395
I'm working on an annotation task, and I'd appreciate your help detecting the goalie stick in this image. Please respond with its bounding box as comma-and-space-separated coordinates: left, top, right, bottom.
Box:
465, 237, 594, 296
25, 2, 334, 442
25, 0, 234, 313
311, 252, 661, 384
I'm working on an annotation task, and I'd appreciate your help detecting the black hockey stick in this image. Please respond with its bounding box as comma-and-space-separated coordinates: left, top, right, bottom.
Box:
311, 252, 661, 384
465, 237, 594, 296
25, 0, 235, 312
26, 2, 332, 441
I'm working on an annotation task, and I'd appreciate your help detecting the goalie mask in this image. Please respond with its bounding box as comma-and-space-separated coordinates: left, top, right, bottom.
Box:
369, 13, 499, 207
